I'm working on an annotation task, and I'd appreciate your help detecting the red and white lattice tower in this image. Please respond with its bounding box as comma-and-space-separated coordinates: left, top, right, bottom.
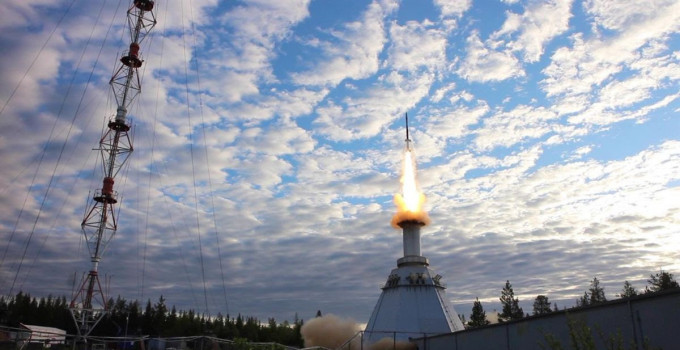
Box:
69, 0, 156, 340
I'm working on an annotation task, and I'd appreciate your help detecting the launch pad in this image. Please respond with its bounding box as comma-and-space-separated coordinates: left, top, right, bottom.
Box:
363, 219, 465, 345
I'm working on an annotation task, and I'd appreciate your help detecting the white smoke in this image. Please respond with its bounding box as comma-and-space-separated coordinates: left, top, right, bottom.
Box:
301, 314, 361, 349
300, 314, 417, 350
368, 337, 417, 350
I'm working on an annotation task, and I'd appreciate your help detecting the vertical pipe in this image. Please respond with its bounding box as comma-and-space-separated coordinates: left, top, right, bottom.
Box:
399, 220, 423, 257
636, 310, 644, 349
505, 323, 510, 350
627, 299, 640, 350
360, 331, 363, 350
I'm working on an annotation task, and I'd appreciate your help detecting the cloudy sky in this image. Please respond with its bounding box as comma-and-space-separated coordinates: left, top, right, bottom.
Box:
1, 0, 679, 325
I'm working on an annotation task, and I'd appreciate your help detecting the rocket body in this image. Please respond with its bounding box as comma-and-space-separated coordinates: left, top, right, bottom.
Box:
404, 113, 412, 151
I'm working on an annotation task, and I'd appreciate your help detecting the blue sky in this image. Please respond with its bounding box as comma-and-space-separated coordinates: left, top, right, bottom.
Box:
1, 0, 679, 325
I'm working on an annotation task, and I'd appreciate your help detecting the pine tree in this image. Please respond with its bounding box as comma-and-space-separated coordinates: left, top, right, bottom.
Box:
576, 277, 607, 307
588, 277, 607, 304
618, 281, 638, 298
576, 291, 590, 307
532, 295, 552, 315
468, 298, 490, 328
646, 270, 679, 293
499, 280, 524, 321
153, 295, 168, 335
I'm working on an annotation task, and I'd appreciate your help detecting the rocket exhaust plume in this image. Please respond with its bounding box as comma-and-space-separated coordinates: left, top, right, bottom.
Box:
301, 314, 362, 349
391, 114, 430, 228
301, 314, 416, 350
370, 338, 417, 350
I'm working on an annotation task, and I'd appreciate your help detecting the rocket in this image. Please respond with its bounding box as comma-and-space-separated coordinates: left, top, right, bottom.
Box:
404, 113, 413, 151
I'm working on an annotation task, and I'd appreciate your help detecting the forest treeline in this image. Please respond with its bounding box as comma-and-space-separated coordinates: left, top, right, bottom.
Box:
2, 270, 678, 343
466, 269, 679, 328
0, 294, 303, 347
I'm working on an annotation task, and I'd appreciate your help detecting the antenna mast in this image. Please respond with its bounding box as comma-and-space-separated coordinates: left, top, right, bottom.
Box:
69, 0, 156, 342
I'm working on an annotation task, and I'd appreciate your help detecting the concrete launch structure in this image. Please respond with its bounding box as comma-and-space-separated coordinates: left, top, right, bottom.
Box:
364, 117, 465, 345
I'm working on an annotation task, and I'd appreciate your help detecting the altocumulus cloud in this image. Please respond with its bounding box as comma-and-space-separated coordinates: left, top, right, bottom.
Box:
0, 0, 678, 324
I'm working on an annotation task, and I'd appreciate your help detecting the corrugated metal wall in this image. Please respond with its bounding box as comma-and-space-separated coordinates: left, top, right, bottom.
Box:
412, 289, 680, 350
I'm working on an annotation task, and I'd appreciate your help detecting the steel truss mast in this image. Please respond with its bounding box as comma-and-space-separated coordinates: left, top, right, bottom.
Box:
69, 0, 156, 342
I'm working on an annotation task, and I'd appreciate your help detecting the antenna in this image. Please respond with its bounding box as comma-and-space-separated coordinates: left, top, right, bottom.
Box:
69, 0, 156, 343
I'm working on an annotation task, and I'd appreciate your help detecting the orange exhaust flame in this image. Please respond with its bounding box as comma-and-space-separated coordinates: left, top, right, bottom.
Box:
391, 148, 430, 228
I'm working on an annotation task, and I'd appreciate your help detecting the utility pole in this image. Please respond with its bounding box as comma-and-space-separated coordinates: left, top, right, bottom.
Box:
69, 1, 156, 345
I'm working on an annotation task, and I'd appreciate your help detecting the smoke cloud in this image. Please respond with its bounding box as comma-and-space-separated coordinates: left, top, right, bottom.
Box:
369, 337, 417, 350
301, 314, 361, 349
300, 314, 418, 350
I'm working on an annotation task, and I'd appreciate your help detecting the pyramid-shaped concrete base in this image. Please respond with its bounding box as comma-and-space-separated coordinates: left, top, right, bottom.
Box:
364, 259, 464, 345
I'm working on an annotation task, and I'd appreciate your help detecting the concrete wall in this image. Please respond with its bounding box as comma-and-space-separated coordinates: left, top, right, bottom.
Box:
412, 289, 680, 350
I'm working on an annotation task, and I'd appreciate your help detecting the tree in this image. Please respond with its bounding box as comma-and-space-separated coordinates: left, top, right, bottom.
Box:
499, 280, 524, 321
468, 298, 489, 328
576, 291, 590, 307
618, 281, 638, 298
153, 295, 168, 335
588, 277, 607, 305
532, 295, 552, 315
646, 270, 679, 293
578, 277, 607, 307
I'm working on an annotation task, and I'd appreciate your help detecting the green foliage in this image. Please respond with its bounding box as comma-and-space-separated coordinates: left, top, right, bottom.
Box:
232, 338, 253, 350
577, 277, 607, 307
467, 297, 489, 328
646, 270, 679, 293
0, 292, 303, 347
0, 292, 71, 330
576, 292, 589, 307
618, 281, 638, 299
533, 295, 552, 316
540, 316, 662, 350
588, 277, 607, 305
539, 332, 564, 350
499, 280, 524, 321
566, 317, 596, 350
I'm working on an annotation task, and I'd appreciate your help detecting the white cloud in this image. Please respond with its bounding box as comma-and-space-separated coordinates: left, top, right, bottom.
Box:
223, 87, 329, 124
423, 102, 490, 142
457, 31, 524, 82
430, 82, 456, 103
433, 0, 471, 18
291, 0, 397, 86
541, 1, 680, 98
0, 0, 56, 29
584, 0, 677, 31
190, 0, 312, 101
236, 119, 315, 156
313, 72, 434, 141
386, 20, 448, 72
564, 46, 680, 126
1, 0, 679, 325
492, 0, 573, 62
566, 145, 593, 161
235, 154, 293, 189
473, 105, 559, 151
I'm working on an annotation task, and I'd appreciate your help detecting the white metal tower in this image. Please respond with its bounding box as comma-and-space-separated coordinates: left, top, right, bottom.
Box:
69, 0, 156, 342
